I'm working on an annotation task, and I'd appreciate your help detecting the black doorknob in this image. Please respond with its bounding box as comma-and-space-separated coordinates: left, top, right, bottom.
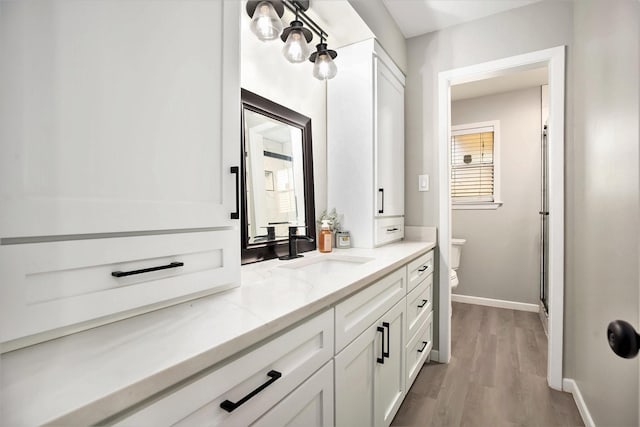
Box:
607, 320, 640, 359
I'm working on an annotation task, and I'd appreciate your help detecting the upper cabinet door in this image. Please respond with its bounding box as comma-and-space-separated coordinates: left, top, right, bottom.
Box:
0, 0, 240, 238
375, 56, 405, 218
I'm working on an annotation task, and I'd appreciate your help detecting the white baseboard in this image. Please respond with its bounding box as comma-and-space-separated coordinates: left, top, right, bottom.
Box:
429, 349, 439, 363
451, 294, 539, 312
563, 378, 595, 427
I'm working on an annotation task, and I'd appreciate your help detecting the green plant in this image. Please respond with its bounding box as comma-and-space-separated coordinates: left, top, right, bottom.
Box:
316, 208, 341, 232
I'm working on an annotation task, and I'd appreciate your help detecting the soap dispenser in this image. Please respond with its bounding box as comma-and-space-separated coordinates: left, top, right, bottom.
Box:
319, 220, 332, 253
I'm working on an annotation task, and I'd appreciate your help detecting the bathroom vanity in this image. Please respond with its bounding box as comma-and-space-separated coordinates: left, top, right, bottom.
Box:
1, 241, 435, 426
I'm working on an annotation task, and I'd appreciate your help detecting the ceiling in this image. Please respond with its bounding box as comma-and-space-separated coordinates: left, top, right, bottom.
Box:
451, 66, 548, 101
381, 0, 542, 38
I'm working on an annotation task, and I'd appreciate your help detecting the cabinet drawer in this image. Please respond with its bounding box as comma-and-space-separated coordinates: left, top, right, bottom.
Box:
253, 361, 334, 427
406, 274, 433, 340
115, 309, 334, 427
407, 250, 433, 292
0, 229, 239, 345
374, 217, 404, 247
405, 311, 433, 390
335, 267, 406, 353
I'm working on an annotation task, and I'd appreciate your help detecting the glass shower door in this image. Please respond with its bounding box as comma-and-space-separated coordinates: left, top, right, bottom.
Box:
540, 124, 549, 313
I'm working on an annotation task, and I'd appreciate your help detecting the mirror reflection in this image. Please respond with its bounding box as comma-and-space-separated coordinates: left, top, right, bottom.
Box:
241, 89, 316, 264
244, 109, 306, 244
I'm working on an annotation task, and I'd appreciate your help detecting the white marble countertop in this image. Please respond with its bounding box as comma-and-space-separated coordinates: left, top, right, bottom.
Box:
1, 240, 435, 426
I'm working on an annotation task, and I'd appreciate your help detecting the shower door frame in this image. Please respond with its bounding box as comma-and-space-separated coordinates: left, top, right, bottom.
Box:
437, 46, 566, 391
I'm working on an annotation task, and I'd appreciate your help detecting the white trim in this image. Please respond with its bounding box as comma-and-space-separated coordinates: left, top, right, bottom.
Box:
429, 349, 440, 363
452, 201, 503, 210
563, 378, 596, 427
451, 294, 539, 312
437, 46, 565, 390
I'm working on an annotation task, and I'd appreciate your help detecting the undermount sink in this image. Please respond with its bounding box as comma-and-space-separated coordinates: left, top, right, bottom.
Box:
277, 255, 375, 275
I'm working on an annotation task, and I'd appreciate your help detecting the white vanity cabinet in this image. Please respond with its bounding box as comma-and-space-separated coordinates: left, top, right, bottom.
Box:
334, 268, 408, 427
327, 39, 405, 248
114, 309, 334, 427
405, 252, 435, 390
0, 0, 241, 346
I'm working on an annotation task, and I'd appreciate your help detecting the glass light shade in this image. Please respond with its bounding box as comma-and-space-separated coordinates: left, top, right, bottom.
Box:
250, 1, 283, 41
312, 52, 337, 80
282, 30, 311, 63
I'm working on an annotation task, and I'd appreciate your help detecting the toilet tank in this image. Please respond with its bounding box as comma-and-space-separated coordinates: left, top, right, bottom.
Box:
451, 238, 466, 270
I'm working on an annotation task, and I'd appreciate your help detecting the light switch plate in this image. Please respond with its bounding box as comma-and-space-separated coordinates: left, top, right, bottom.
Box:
418, 174, 429, 192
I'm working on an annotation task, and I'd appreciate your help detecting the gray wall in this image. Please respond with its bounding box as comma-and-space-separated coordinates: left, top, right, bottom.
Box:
405, 0, 640, 423
405, 0, 573, 228
347, 0, 407, 73
405, 0, 574, 360
568, 0, 639, 425
451, 87, 542, 305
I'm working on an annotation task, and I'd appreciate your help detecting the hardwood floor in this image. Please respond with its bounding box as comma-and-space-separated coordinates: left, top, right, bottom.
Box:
392, 302, 584, 427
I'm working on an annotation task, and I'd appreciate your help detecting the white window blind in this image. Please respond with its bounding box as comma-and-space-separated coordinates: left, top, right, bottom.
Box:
451, 125, 496, 203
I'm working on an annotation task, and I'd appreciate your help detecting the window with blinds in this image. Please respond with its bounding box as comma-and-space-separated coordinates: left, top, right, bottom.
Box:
451, 122, 500, 205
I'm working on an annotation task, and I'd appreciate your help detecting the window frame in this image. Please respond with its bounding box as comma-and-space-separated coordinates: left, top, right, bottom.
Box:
450, 120, 502, 210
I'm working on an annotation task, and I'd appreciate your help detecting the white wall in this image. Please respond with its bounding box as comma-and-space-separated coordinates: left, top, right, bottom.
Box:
452, 87, 542, 304
568, 1, 639, 425
241, 15, 327, 218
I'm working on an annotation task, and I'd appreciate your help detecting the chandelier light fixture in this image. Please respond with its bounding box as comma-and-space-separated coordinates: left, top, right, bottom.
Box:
245, 0, 338, 79
247, 0, 285, 41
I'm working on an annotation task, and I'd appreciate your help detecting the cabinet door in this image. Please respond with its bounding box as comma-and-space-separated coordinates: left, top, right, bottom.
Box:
334, 325, 378, 427
0, 0, 240, 238
252, 361, 334, 427
375, 299, 407, 427
374, 56, 405, 218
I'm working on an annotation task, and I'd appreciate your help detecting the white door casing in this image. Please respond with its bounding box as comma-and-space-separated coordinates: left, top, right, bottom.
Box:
437, 46, 566, 390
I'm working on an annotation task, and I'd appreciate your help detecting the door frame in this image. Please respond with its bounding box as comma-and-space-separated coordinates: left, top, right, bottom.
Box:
437, 46, 566, 390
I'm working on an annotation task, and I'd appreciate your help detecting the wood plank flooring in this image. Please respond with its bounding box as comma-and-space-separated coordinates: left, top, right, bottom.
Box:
392, 303, 583, 427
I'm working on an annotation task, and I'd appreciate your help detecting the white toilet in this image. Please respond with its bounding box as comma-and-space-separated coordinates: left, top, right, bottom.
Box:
450, 238, 466, 290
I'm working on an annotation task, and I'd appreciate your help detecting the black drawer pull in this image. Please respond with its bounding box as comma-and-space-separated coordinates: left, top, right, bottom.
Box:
417, 341, 429, 353
111, 262, 184, 278
386, 227, 399, 232
383, 322, 390, 358
417, 299, 428, 309
230, 166, 240, 220
220, 370, 282, 413
376, 326, 385, 364
418, 265, 428, 273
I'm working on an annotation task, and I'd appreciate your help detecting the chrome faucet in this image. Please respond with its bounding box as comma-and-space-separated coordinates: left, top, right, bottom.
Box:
279, 226, 314, 260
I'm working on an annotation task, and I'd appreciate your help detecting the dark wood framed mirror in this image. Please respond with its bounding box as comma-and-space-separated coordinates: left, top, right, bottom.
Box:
241, 89, 316, 264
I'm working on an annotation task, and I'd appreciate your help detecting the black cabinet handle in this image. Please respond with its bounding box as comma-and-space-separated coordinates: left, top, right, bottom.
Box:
378, 188, 384, 214
607, 320, 640, 359
417, 341, 429, 353
418, 265, 428, 273
417, 299, 428, 309
111, 262, 184, 278
383, 322, 390, 359
376, 326, 385, 364
230, 166, 240, 220
386, 228, 399, 232
219, 370, 282, 413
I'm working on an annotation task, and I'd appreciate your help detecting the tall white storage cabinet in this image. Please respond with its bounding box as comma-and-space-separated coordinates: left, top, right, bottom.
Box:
0, 0, 241, 347
327, 39, 405, 248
